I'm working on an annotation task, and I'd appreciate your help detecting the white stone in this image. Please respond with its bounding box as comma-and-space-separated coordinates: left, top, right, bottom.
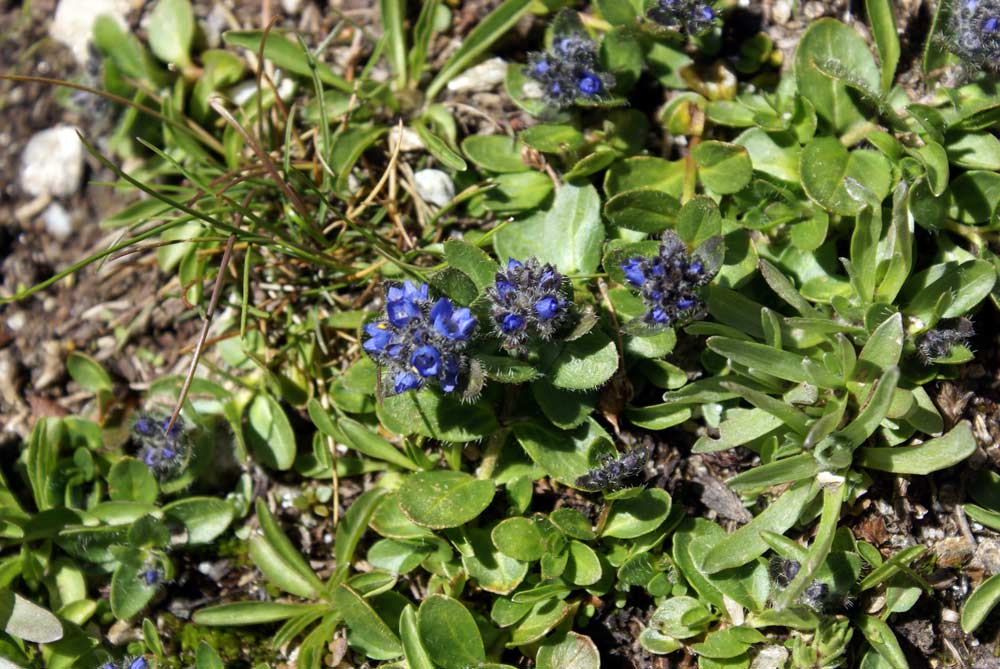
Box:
414, 169, 455, 207
20, 126, 85, 198
50, 0, 131, 65
42, 203, 73, 240
447, 57, 509, 93
751, 646, 789, 669
388, 126, 425, 152
281, 0, 305, 14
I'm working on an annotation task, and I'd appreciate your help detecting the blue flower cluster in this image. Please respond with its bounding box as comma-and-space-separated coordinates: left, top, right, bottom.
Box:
101, 658, 147, 669
947, 0, 1000, 69
132, 413, 190, 480
621, 231, 715, 327
486, 258, 571, 352
917, 317, 975, 363
363, 281, 476, 394
524, 32, 615, 108
648, 0, 717, 35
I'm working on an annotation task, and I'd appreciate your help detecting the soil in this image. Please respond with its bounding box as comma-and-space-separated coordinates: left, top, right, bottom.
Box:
2, 0, 1000, 668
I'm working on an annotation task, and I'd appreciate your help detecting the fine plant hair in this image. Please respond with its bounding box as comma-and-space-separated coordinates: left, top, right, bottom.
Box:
575, 444, 651, 492
523, 10, 615, 109
131, 412, 192, 481
917, 317, 975, 363
943, 0, 1000, 71
485, 257, 573, 353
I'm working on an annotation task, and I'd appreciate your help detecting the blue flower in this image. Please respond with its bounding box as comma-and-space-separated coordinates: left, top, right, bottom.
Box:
129, 659, 148, 669
363, 321, 393, 353
507, 258, 523, 270
411, 345, 442, 377
577, 72, 602, 96
534, 59, 551, 76
431, 298, 476, 341
501, 313, 526, 333
534, 296, 560, 320
393, 372, 422, 394
133, 412, 190, 481
439, 356, 461, 393
621, 231, 716, 328
386, 281, 427, 326
134, 416, 155, 436
699, 5, 715, 20
142, 569, 160, 586
622, 258, 646, 286
985, 16, 999, 31
649, 0, 718, 35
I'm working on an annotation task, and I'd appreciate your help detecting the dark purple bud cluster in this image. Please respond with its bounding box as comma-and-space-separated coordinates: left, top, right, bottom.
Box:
132, 412, 190, 481
917, 317, 975, 363
621, 231, 715, 327
946, 0, 1000, 69
575, 445, 650, 492
363, 281, 477, 395
648, 0, 718, 35
768, 557, 852, 613
486, 258, 572, 352
524, 32, 615, 108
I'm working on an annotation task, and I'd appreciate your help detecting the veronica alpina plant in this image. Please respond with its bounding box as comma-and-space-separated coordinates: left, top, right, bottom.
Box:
523, 11, 615, 108
945, 0, 1000, 69
363, 281, 477, 394
648, 0, 718, 35
485, 258, 572, 353
131, 412, 191, 481
621, 231, 716, 328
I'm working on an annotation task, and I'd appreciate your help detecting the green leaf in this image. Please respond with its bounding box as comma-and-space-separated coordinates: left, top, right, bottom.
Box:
334, 414, 420, 471
336, 488, 390, 575
602, 488, 672, 539
332, 584, 403, 660
254, 498, 326, 597
108, 458, 159, 504
413, 123, 468, 172
110, 556, 159, 620
400, 605, 434, 669
521, 124, 585, 153
223, 31, 352, 92
461, 526, 528, 594
734, 129, 801, 183
462, 135, 528, 173
547, 330, 618, 391
0, 591, 63, 643
703, 480, 819, 573
245, 393, 297, 471
193, 601, 311, 626
693, 141, 753, 194
963, 504, 1000, 532
196, 641, 224, 669
378, 390, 499, 443
800, 138, 892, 215
398, 471, 495, 530
444, 239, 499, 293
565, 541, 603, 586
857, 421, 977, 474
513, 418, 615, 489
417, 595, 486, 669
380, 0, 407, 86
550, 508, 596, 540
857, 614, 908, 669
492, 518, 545, 562
865, 0, 899, 93
692, 407, 786, 453
537, 632, 601, 669
148, 0, 194, 67
66, 352, 112, 393
676, 197, 722, 248
426, 0, 533, 100
706, 337, 811, 384
162, 497, 234, 545
795, 18, 880, 133
494, 183, 604, 275
604, 188, 679, 234
961, 572, 1000, 633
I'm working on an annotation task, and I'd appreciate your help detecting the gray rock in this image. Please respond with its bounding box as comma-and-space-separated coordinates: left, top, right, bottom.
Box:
42, 203, 73, 240
20, 126, 85, 198
447, 57, 508, 93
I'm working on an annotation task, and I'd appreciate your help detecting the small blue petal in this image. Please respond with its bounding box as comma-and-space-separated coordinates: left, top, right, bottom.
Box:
621, 258, 646, 287
534, 296, 560, 321
507, 258, 523, 270
501, 313, 526, 334
700, 5, 715, 20
128, 658, 148, 669
650, 308, 670, 324
577, 73, 602, 96
439, 356, 461, 393
984, 16, 999, 32
677, 297, 696, 310
411, 345, 442, 377
393, 372, 422, 394
363, 321, 393, 353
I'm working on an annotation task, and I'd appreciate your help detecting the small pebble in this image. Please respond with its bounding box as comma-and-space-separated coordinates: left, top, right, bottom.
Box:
50, 0, 130, 65
447, 57, 508, 93
42, 203, 73, 240
20, 126, 85, 198
414, 169, 455, 207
